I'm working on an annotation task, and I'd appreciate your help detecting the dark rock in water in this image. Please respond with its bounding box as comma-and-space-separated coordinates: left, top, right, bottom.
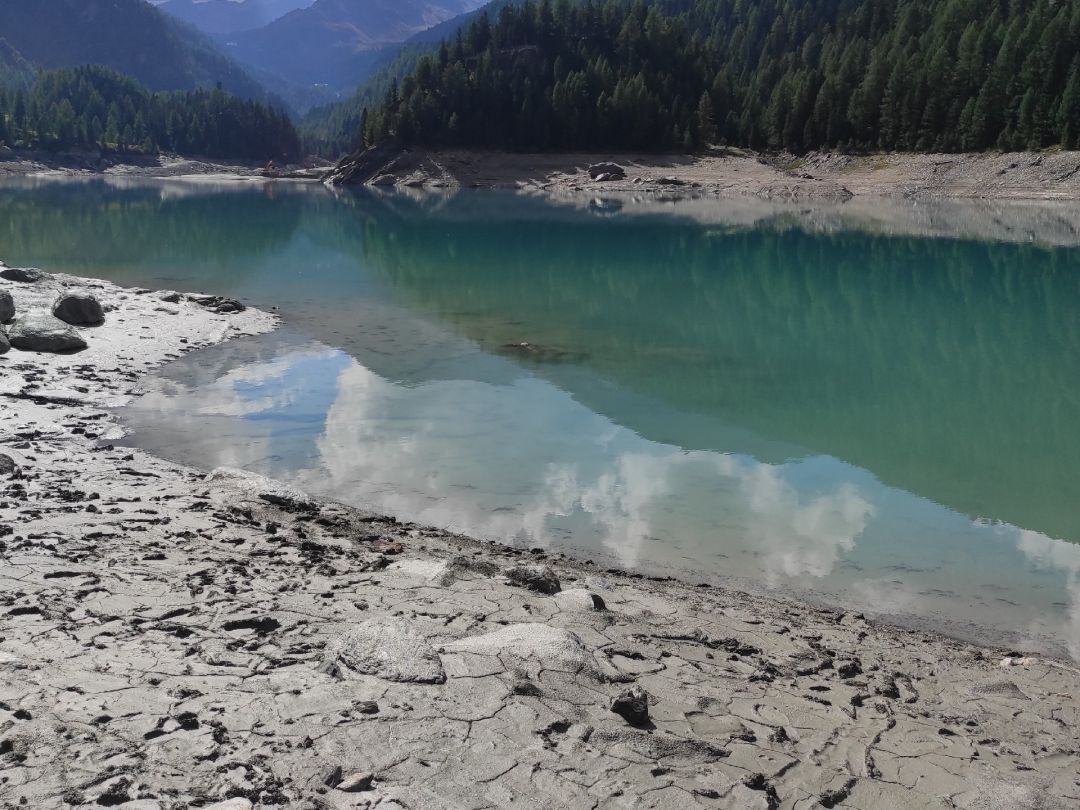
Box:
588, 162, 626, 180
0, 454, 18, 477
611, 685, 650, 726
8, 310, 87, 353
0, 291, 14, 323
0, 267, 45, 283
52, 291, 104, 326
0, 329, 9, 356
505, 563, 561, 594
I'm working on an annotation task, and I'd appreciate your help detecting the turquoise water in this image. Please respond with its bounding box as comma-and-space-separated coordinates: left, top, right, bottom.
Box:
2, 177, 1079, 657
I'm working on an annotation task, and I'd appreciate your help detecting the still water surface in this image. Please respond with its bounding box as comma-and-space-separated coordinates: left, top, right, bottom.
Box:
2, 177, 1079, 656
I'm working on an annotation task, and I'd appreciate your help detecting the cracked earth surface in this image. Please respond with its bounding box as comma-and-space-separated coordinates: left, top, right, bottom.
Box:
1, 270, 1079, 809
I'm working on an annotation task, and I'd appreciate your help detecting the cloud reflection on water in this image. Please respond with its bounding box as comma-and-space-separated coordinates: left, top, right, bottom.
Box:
123, 342, 1080, 658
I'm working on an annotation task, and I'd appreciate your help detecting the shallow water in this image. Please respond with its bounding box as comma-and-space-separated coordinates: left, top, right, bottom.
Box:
2, 177, 1079, 657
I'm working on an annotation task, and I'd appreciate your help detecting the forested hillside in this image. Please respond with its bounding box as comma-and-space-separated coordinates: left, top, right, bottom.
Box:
0, 0, 267, 100
0, 40, 34, 90
0, 66, 299, 161
359, 0, 1080, 153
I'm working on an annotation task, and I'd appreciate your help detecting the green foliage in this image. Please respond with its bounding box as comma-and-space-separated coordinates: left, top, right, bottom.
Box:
0, 66, 299, 161
359, 0, 1080, 154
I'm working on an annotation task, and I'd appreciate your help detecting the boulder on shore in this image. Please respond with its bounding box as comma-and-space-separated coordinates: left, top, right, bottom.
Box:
0, 267, 45, 283
52, 291, 105, 326
7, 310, 87, 353
0, 329, 9, 355
0, 291, 14, 323
588, 162, 626, 180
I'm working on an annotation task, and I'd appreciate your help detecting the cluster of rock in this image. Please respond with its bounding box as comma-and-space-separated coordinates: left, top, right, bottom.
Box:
0, 263, 248, 356
0, 265, 100, 355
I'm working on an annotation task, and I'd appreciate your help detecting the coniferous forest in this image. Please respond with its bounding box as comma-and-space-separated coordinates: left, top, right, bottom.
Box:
358, 0, 1080, 154
0, 65, 300, 161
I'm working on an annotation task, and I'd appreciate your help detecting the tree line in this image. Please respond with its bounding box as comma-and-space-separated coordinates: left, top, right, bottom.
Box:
0, 65, 300, 161
358, 0, 1080, 154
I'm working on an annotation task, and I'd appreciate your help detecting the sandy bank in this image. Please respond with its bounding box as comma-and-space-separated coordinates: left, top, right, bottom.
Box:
327, 146, 1080, 202
1, 267, 1078, 809
0, 149, 328, 181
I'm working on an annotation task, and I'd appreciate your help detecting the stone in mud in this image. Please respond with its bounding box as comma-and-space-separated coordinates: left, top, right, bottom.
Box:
0, 454, 18, 477
322, 619, 446, 683
443, 623, 600, 680
611, 685, 650, 726
0, 266, 45, 283
7, 310, 87, 353
0, 291, 13, 323
505, 563, 561, 594
206, 467, 315, 511
337, 771, 374, 792
554, 588, 607, 612
52, 291, 104, 326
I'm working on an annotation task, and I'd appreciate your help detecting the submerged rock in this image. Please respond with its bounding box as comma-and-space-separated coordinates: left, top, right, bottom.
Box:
505, 563, 561, 594
52, 291, 104, 326
7, 310, 87, 353
0, 266, 45, 283
321, 619, 446, 683
0, 291, 14, 323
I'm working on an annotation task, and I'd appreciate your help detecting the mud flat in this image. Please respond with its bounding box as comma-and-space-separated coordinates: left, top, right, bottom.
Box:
1, 266, 1079, 809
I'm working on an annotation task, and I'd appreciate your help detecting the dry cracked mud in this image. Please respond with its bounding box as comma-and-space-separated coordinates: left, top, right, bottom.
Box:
1, 268, 1079, 809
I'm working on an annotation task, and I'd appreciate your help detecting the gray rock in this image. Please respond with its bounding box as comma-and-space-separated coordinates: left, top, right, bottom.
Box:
337, 771, 374, 792
206, 467, 315, 512
505, 563, 561, 594
554, 588, 607, 612
611, 685, 650, 726
52, 291, 104, 326
0, 454, 18, 477
158, 291, 181, 304
203, 801, 254, 810
7, 310, 87, 353
0, 266, 45, 283
0, 291, 13, 323
588, 162, 626, 180
322, 619, 446, 683
443, 624, 600, 680
0, 329, 9, 356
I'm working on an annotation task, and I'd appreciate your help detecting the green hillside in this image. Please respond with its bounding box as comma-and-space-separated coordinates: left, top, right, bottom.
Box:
358, 0, 1080, 153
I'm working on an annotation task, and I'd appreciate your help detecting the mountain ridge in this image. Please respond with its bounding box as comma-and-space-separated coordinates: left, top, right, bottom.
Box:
0, 0, 269, 100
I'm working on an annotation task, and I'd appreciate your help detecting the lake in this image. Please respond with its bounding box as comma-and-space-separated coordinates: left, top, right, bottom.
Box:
2, 176, 1079, 658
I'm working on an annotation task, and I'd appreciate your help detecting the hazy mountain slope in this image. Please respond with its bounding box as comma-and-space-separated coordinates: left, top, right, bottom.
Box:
0, 0, 266, 99
154, 0, 315, 35
300, 0, 514, 155
0, 38, 34, 89
222, 0, 488, 93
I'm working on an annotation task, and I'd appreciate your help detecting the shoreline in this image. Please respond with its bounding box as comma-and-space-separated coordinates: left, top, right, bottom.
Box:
6, 146, 1080, 202
325, 146, 1080, 202
2, 268, 1079, 808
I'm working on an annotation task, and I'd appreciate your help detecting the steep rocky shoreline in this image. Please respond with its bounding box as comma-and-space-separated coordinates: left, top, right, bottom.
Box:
1, 267, 1078, 809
